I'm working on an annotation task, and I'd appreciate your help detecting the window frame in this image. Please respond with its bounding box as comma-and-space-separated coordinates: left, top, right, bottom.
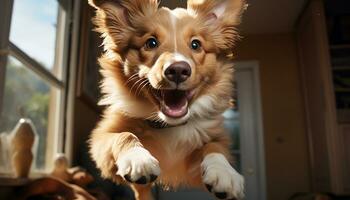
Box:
0, 0, 73, 171
0, 0, 13, 118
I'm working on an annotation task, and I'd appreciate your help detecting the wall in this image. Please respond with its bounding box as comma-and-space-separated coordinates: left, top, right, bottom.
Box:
236, 34, 311, 199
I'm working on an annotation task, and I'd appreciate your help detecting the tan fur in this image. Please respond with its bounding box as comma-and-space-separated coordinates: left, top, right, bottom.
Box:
88, 0, 246, 199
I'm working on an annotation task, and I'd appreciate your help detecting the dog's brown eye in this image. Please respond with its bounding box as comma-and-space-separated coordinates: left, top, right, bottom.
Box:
145, 37, 158, 50
190, 39, 201, 50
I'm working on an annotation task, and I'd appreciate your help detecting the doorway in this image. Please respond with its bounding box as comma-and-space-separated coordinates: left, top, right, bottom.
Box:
157, 61, 266, 200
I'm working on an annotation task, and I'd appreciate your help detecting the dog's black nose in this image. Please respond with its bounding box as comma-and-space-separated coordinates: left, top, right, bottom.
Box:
164, 61, 191, 84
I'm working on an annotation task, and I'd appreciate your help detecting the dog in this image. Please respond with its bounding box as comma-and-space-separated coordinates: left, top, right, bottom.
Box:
88, 0, 247, 199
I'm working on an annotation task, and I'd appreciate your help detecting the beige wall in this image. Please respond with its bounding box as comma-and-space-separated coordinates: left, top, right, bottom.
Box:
236, 34, 311, 199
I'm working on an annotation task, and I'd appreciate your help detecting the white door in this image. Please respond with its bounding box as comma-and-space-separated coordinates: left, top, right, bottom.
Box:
157, 62, 266, 200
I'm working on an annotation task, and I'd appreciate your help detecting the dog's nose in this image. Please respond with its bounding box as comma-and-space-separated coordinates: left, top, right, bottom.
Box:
164, 61, 191, 84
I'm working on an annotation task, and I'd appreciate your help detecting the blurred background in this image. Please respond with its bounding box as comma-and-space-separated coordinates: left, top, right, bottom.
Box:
0, 0, 349, 199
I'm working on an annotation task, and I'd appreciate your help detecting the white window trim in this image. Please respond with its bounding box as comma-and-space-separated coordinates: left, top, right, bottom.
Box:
55, 0, 73, 157
64, 0, 82, 165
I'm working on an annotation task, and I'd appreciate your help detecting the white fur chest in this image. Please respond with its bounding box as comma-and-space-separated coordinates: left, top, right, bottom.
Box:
152, 117, 223, 159
144, 117, 224, 187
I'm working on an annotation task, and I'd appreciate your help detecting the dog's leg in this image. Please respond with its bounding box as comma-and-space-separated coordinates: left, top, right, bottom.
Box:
201, 141, 245, 200
131, 184, 153, 200
89, 131, 160, 186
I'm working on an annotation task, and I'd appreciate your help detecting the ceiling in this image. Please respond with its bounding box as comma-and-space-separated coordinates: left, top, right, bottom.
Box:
161, 0, 308, 34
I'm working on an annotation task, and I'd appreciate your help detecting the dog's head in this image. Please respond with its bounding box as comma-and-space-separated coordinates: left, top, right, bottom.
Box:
89, 0, 246, 125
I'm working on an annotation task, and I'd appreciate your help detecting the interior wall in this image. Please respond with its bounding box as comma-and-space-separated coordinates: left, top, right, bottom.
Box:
236, 33, 311, 199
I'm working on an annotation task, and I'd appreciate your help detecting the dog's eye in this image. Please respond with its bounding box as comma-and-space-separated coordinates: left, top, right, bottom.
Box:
145, 37, 158, 50
190, 39, 201, 51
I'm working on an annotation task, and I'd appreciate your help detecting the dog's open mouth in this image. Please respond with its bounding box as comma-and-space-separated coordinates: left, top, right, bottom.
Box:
152, 90, 194, 118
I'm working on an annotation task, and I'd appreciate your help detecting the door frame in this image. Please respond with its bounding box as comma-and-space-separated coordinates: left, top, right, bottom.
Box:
235, 61, 266, 200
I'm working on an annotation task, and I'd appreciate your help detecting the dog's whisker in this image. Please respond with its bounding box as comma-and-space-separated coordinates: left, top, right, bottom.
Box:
135, 79, 148, 96
137, 80, 150, 96
124, 73, 139, 86
137, 79, 148, 95
125, 77, 139, 87
133, 79, 143, 93
130, 78, 146, 95
161, 121, 167, 127
146, 113, 158, 120
126, 74, 139, 84
155, 83, 163, 90
146, 111, 160, 121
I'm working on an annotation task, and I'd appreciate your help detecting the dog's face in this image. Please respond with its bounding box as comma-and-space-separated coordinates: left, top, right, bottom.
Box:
90, 0, 246, 125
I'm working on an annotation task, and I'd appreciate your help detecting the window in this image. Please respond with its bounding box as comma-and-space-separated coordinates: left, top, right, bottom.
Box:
0, 0, 71, 174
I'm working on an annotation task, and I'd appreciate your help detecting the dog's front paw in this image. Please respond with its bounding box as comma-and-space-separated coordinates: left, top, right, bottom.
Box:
201, 153, 244, 200
116, 147, 161, 184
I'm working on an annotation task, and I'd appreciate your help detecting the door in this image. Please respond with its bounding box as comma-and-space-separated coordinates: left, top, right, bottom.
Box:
157, 62, 266, 200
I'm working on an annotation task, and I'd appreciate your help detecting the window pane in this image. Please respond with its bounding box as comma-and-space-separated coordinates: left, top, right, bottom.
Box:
0, 56, 58, 172
10, 0, 58, 71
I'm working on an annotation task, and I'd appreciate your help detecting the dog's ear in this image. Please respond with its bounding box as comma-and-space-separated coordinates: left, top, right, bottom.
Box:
187, 0, 247, 50
88, 0, 106, 8
88, 0, 158, 52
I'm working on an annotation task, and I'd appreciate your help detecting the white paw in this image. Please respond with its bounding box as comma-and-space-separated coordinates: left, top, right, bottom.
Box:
116, 147, 161, 184
201, 153, 244, 200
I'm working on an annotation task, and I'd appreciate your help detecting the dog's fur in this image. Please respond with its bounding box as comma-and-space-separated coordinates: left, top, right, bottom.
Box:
88, 0, 246, 199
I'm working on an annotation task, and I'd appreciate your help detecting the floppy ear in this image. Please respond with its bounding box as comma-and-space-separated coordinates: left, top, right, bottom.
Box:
88, 0, 158, 53
187, 0, 247, 50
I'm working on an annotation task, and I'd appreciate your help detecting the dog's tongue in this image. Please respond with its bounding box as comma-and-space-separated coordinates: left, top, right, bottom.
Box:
162, 90, 188, 118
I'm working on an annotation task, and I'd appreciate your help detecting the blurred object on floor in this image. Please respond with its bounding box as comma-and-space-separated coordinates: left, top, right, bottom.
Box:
15, 177, 96, 200
0, 131, 12, 175
0, 118, 38, 177
51, 153, 71, 182
11, 119, 37, 178
289, 192, 333, 200
68, 167, 94, 188
50, 153, 94, 188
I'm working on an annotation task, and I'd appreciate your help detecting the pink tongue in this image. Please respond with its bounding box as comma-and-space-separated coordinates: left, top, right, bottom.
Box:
162, 90, 188, 118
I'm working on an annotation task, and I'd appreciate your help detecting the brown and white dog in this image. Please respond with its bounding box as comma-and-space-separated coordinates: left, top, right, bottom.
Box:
88, 0, 246, 199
